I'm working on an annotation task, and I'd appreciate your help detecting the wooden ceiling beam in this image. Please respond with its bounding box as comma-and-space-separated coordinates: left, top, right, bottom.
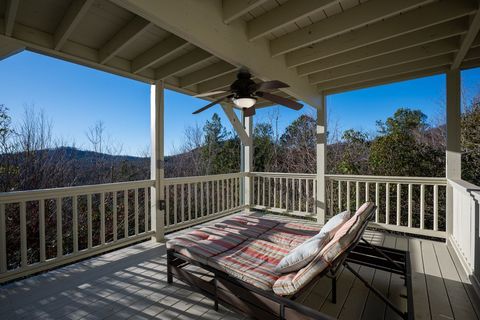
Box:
247, 0, 339, 41
4, 0, 20, 37
131, 35, 188, 74
324, 66, 450, 95
196, 72, 237, 94
54, 0, 94, 50
154, 48, 212, 80
451, 9, 480, 69
309, 38, 459, 85
179, 61, 237, 88
297, 18, 468, 76
286, 0, 477, 68
318, 54, 453, 90
222, 0, 268, 24
99, 16, 151, 64
270, 0, 433, 57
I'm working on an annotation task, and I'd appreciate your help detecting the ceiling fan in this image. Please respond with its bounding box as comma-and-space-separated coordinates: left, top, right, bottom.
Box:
192, 68, 303, 117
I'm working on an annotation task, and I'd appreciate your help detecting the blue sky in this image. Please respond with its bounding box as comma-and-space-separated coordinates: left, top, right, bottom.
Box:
1, 51, 479, 156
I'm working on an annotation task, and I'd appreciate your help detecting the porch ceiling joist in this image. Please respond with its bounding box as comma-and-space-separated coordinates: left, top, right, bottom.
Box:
179, 61, 237, 88
451, 10, 480, 69
111, 0, 322, 107
296, 18, 469, 77
154, 48, 212, 80
308, 38, 459, 85
53, 0, 94, 50
465, 46, 480, 60
247, 0, 339, 41
196, 72, 238, 95
99, 16, 151, 64
324, 66, 450, 95
0, 37, 24, 60
286, 0, 477, 68
4, 0, 19, 37
131, 35, 188, 74
318, 54, 453, 91
270, 0, 433, 57
222, 0, 268, 25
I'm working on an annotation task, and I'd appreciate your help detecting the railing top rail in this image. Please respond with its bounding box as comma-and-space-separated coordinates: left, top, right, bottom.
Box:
448, 179, 480, 193
0, 179, 155, 203
164, 172, 245, 184
325, 174, 447, 185
250, 172, 316, 179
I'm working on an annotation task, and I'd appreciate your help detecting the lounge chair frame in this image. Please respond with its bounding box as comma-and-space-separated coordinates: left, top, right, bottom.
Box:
166, 210, 414, 320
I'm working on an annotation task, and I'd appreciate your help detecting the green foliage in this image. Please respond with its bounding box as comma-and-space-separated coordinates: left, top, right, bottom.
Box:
462, 98, 480, 185
337, 129, 370, 175
253, 122, 275, 171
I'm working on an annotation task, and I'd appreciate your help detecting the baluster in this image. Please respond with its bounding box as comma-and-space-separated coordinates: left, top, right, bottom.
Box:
286, 179, 290, 211
222, 179, 225, 211
408, 184, 413, 228
124, 190, 128, 238
396, 184, 401, 226
346, 181, 351, 211
433, 185, 439, 231
206, 181, 210, 215
20, 201, 27, 267
227, 179, 231, 209
306, 179, 310, 213
181, 183, 185, 221
365, 182, 370, 202
298, 179, 302, 212
144, 187, 149, 231
195, 183, 198, 219
112, 192, 117, 241
280, 178, 283, 209
56, 197, 63, 257
262, 177, 266, 207
88, 194, 93, 248
201, 182, 204, 216
134, 189, 139, 235
420, 184, 425, 229
165, 186, 170, 226
0, 203, 6, 272
338, 180, 342, 212
385, 183, 390, 225
101, 192, 106, 243
216, 180, 220, 212
188, 183, 192, 221
273, 178, 277, 208
375, 183, 379, 223
73, 196, 78, 251
174, 184, 178, 224
39, 199, 46, 262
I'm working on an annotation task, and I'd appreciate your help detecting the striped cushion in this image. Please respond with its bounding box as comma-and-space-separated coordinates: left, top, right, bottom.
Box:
166, 226, 248, 264
258, 221, 321, 248
214, 215, 279, 238
209, 239, 289, 290
273, 202, 375, 295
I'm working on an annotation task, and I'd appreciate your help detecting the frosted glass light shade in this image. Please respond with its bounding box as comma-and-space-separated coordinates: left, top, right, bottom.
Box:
232, 97, 256, 108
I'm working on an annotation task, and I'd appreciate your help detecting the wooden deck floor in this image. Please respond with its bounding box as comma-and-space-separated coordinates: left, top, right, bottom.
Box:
1, 215, 479, 319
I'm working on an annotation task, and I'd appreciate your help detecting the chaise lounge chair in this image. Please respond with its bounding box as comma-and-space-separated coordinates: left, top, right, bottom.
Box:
166, 202, 413, 320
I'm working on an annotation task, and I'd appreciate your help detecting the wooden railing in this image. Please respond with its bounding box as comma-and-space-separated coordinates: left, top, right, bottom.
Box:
251, 172, 316, 217
0, 180, 155, 283
164, 173, 245, 232
448, 179, 480, 292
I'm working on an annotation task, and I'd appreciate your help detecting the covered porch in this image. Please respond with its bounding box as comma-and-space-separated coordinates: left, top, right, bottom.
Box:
1, 0, 480, 319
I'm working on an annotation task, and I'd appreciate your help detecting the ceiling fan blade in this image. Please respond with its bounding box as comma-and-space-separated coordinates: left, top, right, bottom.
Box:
192, 94, 233, 114
244, 106, 256, 117
195, 90, 227, 98
255, 80, 289, 91
257, 91, 303, 110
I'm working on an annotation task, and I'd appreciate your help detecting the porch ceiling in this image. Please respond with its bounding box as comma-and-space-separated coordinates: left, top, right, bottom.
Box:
1, 0, 480, 104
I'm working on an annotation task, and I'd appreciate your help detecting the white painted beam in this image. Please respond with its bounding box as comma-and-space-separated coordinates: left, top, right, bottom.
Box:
154, 48, 212, 80
309, 38, 459, 84
318, 54, 453, 90
132, 35, 188, 74
324, 65, 449, 95
111, 0, 322, 108
270, 0, 432, 56
4, 0, 20, 37
196, 71, 237, 94
179, 61, 237, 88
221, 104, 252, 146
241, 111, 253, 211
316, 94, 326, 224
452, 9, 480, 69
247, 0, 339, 41
54, 0, 94, 50
99, 16, 151, 64
222, 0, 268, 24
286, 0, 476, 68
296, 19, 468, 76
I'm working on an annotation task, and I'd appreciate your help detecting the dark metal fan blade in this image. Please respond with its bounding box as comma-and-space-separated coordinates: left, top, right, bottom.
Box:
255, 80, 289, 91
244, 106, 256, 117
192, 94, 233, 114
257, 91, 303, 110
195, 90, 227, 98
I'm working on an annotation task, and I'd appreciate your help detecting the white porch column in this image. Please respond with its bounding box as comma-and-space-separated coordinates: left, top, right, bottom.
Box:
446, 69, 462, 237
241, 111, 253, 211
316, 94, 327, 225
150, 81, 165, 242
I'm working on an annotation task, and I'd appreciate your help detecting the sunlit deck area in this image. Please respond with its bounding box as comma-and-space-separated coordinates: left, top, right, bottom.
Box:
1, 213, 479, 320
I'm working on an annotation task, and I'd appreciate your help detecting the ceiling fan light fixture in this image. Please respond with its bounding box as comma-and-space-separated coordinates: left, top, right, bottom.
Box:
232, 97, 256, 108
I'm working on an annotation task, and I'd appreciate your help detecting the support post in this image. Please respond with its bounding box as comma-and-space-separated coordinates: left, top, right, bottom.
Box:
316, 94, 327, 225
241, 111, 253, 211
150, 81, 165, 242
446, 69, 461, 238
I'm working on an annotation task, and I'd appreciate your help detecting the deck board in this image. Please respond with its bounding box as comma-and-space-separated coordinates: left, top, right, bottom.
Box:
0, 213, 478, 320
